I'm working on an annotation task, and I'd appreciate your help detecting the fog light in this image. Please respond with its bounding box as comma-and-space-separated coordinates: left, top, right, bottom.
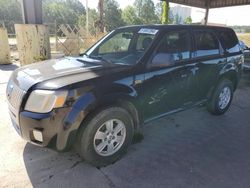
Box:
33, 130, 43, 142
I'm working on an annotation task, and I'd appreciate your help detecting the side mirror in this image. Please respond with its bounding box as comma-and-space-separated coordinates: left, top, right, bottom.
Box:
150, 53, 175, 68
239, 41, 250, 51
244, 47, 250, 51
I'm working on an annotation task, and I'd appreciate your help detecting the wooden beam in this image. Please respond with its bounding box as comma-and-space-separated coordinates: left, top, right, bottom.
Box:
169, 0, 250, 9
204, 7, 209, 25
98, 0, 105, 33
204, 0, 210, 25
20, 0, 42, 24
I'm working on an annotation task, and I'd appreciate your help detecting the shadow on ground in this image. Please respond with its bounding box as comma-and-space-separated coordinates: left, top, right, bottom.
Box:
0, 64, 19, 71
23, 143, 113, 188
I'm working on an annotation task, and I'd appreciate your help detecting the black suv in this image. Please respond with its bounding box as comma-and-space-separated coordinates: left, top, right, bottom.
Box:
7, 25, 243, 166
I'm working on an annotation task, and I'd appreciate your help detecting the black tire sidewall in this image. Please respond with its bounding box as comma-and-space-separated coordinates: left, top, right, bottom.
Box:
79, 107, 134, 166
208, 79, 234, 115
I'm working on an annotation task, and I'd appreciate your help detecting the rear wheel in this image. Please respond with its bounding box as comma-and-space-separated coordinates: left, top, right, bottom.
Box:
207, 79, 234, 115
76, 107, 134, 167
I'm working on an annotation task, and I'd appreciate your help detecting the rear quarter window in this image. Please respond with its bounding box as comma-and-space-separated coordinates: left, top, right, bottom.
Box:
217, 29, 240, 53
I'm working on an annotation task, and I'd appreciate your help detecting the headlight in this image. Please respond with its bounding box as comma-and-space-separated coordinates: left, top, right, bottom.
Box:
25, 90, 68, 113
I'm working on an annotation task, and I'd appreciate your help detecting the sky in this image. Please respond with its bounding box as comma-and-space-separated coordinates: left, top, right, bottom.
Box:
81, 0, 250, 26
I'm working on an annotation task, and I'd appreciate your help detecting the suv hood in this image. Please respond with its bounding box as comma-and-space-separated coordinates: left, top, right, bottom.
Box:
11, 57, 127, 91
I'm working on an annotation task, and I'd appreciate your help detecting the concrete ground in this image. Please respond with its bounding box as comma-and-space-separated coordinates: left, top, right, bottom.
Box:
1, 64, 250, 188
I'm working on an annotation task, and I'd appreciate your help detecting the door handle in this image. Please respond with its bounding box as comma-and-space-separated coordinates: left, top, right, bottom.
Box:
190, 67, 199, 75
134, 79, 143, 85
181, 74, 188, 78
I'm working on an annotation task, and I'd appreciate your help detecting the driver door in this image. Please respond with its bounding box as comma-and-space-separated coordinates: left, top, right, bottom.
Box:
139, 30, 198, 121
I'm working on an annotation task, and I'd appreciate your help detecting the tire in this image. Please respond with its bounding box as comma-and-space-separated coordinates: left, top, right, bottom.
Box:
207, 79, 234, 115
75, 107, 134, 167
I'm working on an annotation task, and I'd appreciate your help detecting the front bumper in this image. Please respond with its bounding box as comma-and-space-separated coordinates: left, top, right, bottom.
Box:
19, 110, 63, 147
8, 104, 78, 151
6, 79, 92, 151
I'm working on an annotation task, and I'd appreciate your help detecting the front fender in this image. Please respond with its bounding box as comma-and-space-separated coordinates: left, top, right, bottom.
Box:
219, 62, 239, 76
55, 92, 96, 151
63, 92, 96, 129
58, 81, 140, 150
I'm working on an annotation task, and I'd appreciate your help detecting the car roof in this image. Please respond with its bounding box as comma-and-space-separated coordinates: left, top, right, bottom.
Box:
117, 24, 233, 32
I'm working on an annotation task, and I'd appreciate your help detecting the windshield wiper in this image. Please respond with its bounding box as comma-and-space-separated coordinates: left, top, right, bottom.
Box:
88, 55, 114, 66
76, 58, 102, 65
79, 52, 87, 56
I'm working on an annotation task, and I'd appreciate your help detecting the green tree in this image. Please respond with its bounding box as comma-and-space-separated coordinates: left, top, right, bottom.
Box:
0, 0, 22, 33
42, 0, 86, 25
173, 14, 182, 24
122, 6, 142, 25
161, 1, 169, 24
104, 0, 125, 31
184, 16, 192, 24
155, 2, 162, 21
156, 2, 174, 24
134, 0, 159, 24
168, 9, 174, 24
78, 8, 99, 35
0, 0, 22, 22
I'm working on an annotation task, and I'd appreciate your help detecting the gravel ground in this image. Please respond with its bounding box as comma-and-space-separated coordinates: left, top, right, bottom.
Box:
1, 64, 250, 188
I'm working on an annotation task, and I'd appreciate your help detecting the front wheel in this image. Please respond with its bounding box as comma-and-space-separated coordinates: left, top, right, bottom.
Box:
75, 107, 134, 167
207, 79, 234, 115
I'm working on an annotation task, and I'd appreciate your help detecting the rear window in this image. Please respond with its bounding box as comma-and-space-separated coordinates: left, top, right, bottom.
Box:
194, 31, 220, 57
217, 29, 240, 53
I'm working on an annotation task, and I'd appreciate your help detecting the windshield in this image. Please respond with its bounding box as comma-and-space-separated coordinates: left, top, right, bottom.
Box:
85, 28, 159, 65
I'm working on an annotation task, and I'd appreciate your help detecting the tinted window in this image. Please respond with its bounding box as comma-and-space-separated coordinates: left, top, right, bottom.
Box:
136, 34, 154, 51
87, 28, 158, 65
156, 30, 191, 62
218, 30, 240, 53
99, 32, 133, 54
195, 31, 220, 57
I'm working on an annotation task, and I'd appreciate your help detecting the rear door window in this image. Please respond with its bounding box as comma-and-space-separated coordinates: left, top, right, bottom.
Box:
194, 31, 220, 58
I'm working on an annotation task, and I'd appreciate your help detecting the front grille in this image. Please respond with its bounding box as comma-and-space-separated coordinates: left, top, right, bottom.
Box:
7, 80, 25, 110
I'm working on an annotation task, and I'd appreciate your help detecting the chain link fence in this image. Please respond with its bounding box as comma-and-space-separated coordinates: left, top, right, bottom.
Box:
0, 20, 106, 60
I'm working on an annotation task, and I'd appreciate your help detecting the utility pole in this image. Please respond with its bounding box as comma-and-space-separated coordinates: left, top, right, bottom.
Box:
98, 0, 104, 33
86, 0, 89, 35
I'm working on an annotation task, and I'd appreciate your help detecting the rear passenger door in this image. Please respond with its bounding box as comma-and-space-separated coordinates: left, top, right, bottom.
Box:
192, 29, 226, 101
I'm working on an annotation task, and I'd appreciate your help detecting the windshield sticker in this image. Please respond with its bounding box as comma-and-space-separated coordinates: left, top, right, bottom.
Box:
138, 28, 159, 35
